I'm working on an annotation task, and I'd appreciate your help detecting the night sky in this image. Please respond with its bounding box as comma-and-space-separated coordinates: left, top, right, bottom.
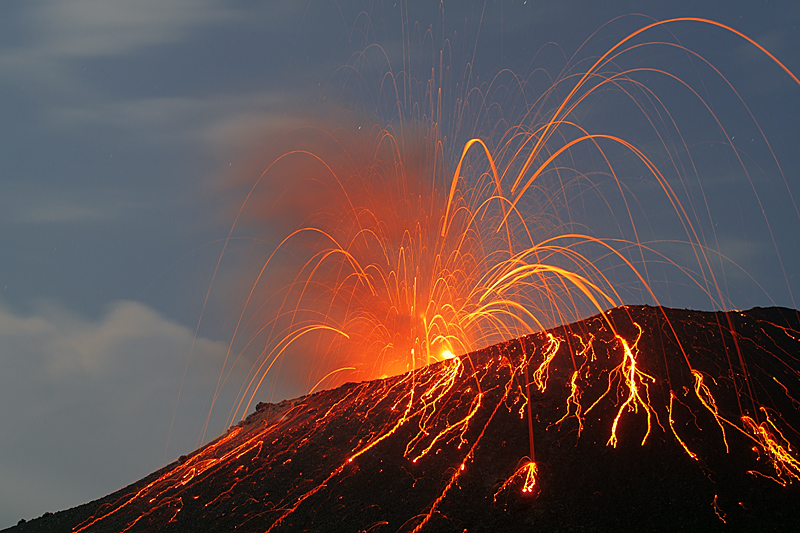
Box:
1, 0, 799, 527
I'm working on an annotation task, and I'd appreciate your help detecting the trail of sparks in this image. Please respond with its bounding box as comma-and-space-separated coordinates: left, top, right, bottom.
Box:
692, 369, 730, 452
606, 325, 656, 448
408, 354, 524, 533
669, 392, 698, 461
73, 426, 247, 532
712, 494, 727, 523
532, 333, 561, 392
494, 460, 539, 501
743, 408, 800, 485
554, 369, 585, 438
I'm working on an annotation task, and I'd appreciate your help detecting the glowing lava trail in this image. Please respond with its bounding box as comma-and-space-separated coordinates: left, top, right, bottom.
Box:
67, 306, 800, 532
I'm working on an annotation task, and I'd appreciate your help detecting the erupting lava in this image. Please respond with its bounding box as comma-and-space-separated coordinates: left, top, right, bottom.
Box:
206, 16, 800, 497
217, 17, 800, 421
18, 14, 798, 533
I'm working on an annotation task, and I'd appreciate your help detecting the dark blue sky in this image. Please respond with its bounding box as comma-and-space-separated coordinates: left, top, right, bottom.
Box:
1, 0, 798, 527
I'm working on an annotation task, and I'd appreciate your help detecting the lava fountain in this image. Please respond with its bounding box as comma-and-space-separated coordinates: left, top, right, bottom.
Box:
187, 14, 800, 527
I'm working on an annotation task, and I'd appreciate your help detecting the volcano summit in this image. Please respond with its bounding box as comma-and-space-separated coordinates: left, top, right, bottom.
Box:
6, 305, 800, 532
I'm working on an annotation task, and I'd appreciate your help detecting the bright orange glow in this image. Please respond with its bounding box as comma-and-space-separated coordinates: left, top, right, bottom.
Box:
669, 392, 698, 461
73, 426, 246, 533
607, 325, 655, 447
532, 332, 561, 392
713, 494, 727, 523
692, 370, 729, 452
554, 369, 585, 438
742, 408, 800, 485
495, 460, 539, 500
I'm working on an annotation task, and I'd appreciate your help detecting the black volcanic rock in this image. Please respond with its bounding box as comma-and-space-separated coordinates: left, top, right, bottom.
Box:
6, 306, 800, 533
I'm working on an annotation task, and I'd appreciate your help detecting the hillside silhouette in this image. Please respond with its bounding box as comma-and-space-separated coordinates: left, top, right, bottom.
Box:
6, 305, 800, 532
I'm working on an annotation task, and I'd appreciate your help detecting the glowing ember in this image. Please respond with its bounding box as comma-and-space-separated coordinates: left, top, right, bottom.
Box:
494, 460, 539, 499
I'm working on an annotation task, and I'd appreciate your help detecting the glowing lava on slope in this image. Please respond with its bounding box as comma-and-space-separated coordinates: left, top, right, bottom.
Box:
11, 305, 800, 532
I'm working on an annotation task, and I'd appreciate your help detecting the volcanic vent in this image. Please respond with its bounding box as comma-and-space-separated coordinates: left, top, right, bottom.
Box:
7, 305, 800, 532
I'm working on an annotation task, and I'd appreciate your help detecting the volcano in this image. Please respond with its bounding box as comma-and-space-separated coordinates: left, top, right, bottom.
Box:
6, 305, 800, 532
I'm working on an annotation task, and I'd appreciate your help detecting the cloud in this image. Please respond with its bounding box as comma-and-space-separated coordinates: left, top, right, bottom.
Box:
50, 92, 305, 153
0, 181, 140, 225
0, 299, 232, 528
0, 0, 237, 95
8, 0, 234, 60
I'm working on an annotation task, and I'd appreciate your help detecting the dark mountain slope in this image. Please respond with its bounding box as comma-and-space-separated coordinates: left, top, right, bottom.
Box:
7, 305, 800, 532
